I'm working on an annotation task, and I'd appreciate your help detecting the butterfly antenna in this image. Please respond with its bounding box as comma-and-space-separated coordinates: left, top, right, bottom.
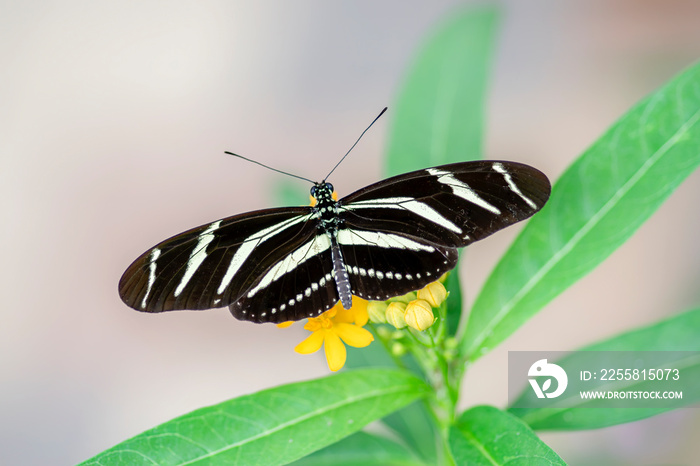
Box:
224, 151, 316, 184
323, 107, 387, 182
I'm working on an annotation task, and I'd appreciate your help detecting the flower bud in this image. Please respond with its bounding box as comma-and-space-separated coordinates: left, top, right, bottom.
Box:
404, 300, 435, 331
417, 281, 447, 308
385, 302, 408, 329
366, 301, 388, 324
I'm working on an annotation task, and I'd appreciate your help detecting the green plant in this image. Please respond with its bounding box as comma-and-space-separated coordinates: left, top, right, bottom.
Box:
82, 7, 700, 465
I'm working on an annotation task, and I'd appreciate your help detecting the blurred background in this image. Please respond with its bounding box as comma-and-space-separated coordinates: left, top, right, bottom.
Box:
3, 0, 700, 464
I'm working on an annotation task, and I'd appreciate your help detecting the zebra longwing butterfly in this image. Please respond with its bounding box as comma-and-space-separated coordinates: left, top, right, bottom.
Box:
119, 159, 550, 324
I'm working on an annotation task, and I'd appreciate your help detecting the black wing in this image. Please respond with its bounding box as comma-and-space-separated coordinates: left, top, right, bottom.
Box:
227, 232, 341, 323
120, 160, 550, 324
337, 161, 551, 298
119, 207, 340, 322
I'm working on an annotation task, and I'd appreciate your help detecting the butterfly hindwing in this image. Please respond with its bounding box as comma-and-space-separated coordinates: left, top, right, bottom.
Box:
338, 226, 458, 301
228, 233, 340, 323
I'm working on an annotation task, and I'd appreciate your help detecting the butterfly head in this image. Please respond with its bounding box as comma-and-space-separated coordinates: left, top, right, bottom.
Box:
310, 182, 335, 205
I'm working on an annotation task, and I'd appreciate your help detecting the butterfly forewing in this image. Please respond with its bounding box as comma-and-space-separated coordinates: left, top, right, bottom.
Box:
119, 207, 316, 313
339, 161, 550, 247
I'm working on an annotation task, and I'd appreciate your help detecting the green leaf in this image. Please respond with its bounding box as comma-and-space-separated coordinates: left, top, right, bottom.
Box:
385, 6, 500, 176
345, 339, 438, 462
81, 369, 429, 466
463, 61, 700, 361
381, 401, 438, 463
510, 308, 700, 430
448, 406, 566, 465
290, 431, 425, 466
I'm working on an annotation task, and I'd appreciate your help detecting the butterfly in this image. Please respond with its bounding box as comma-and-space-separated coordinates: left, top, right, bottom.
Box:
119, 159, 550, 324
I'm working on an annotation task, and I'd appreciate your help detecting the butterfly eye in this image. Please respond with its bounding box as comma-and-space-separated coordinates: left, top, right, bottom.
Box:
310, 186, 317, 197
324, 183, 334, 192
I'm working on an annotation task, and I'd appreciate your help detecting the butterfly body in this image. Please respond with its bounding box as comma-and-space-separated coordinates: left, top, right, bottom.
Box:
310, 181, 353, 309
119, 161, 550, 324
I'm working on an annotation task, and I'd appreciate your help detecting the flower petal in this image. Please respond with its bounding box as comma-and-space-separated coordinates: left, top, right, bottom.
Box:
294, 330, 325, 354
276, 321, 294, 329
333, 296, 369, 324
350, 297, 369, 326
334, 305, 355, 324
335, 322, 374, 348
323, 331, 347, 371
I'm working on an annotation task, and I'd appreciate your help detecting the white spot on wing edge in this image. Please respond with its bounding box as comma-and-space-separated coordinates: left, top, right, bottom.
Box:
492, 162, 538, 209
141, 248, 161, 308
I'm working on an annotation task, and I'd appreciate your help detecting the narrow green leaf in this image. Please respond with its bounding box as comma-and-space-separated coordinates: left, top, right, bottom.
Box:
448, 406, 566, 465
463, 61, 700, 361
510, 308, 700, 430
290, 431, 425, 466
385, 7, 500, 176
81, 369, 429, 466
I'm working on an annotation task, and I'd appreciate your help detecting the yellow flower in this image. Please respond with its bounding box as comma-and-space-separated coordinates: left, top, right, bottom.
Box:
294, 296, 373, 371
404, 299, 435, 331
417, 281, 447, 308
